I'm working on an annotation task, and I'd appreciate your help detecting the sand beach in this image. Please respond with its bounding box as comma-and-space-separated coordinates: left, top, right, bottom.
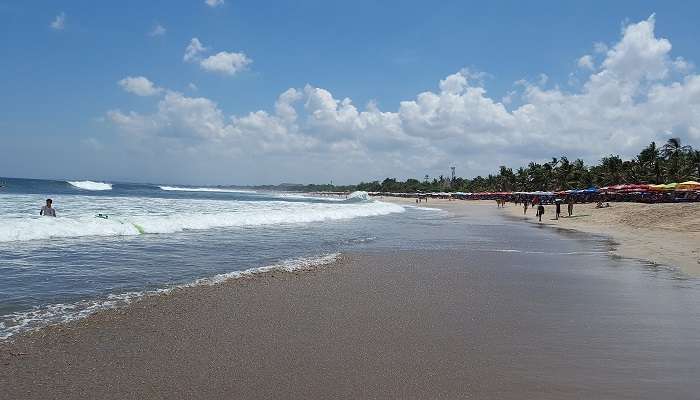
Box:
382, 197, 700, 276
2, 200, 700, 399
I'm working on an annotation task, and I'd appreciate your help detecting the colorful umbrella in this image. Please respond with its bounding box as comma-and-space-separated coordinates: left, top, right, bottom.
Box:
677, 181, 700, 191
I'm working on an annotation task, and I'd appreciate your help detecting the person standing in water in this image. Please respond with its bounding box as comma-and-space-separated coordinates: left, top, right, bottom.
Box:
40, 198, 56, 217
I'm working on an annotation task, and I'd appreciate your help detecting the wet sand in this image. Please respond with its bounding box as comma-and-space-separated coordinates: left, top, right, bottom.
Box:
502, 201, 700, 276
383, 197, 700, 276
2, 202, 700, 399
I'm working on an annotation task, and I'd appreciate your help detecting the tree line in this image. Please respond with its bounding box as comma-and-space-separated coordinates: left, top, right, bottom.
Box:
352, 138, 700, 193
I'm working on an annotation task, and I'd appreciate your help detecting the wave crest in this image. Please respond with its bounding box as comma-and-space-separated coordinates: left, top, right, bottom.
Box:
67, 181, 112, 191
159, 186, 256, 193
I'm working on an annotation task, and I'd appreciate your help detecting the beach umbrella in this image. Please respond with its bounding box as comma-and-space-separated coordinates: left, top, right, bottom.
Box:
617, 184, 652, 192
650, 183, 677, 191
677, 181, 700, 191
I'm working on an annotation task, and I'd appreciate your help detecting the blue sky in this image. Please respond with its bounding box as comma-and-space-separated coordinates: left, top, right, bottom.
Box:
1, 1, 699, 185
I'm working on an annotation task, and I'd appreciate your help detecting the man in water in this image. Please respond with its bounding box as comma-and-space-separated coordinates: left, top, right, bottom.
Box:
40, 198, 56, 217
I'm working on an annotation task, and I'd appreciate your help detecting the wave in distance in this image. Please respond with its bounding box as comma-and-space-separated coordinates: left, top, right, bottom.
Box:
159, 186, 256, 193
67, 180, 113, 191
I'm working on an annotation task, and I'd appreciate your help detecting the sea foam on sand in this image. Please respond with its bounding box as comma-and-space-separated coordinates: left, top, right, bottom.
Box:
0, 253, 341, 339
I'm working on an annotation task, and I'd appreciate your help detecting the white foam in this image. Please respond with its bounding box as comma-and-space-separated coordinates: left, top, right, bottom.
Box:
405, 205, 446, 212
475, 248, 607, 255
159, 186, 256, 193
275, 191, 370, 202
0, 253, 341, 340
67, 180, 112, 191
275, 193, 347, 201
0, 195, 405, 242
348, 191, 369, 200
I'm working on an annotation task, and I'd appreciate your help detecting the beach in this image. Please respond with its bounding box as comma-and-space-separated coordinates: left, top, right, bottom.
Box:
382, 197, 700, 276
503, 201, 700, 276
3, 200, 700, 399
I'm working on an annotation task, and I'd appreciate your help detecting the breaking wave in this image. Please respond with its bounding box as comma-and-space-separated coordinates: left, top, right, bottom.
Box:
275, 191, 370, 202
0, 198, 405, 242
67, 180, 112, 191
0, 253, 341, 339
159, 186, 256, 193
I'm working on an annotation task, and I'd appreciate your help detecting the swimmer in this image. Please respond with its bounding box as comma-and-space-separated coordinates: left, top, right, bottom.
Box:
40, 198, 56, 217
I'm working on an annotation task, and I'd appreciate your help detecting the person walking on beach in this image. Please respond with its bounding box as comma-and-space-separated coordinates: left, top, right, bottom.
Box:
536, 204, 545, 222
40, 198, 56, 217
567, 197, 574, 217
555, 199, 562, 220
523, 201, 528, 215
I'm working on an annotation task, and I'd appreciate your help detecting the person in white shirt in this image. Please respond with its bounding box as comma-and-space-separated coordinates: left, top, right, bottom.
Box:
40, 198, 56, 217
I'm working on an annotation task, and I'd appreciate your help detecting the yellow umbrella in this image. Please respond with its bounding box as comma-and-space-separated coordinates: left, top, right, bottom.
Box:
650, 183, 680, 191
677, 181, 700, 191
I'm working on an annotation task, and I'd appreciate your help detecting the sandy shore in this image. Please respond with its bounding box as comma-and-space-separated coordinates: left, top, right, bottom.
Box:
503, 201, 700, 276
382, 197, 700, 276
4, 249, 700, 399
3, 201, 700, 398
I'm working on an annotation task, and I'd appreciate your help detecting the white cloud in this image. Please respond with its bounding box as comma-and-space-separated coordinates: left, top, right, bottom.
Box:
108, 16, 700, 181
188, 83, 198, 91
118, 76, 162, 96
184, 38, 207, 62
50, 12, 65, 30
199, 51, 252, 75
149, 23, 166, 37
600, 14, 670, 82
183, 38, 252, 76
577, 54, 595, 70
205, 0, 225, 7
673, 56, 694, 73
593, 42, 608, 54
501, 91, 516, 105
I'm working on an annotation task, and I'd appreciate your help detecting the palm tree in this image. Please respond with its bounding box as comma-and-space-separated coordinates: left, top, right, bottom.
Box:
690, 150, 700, 180
637, 142, 661, 183
661, 138, 693, 182
661, 137, 691, 159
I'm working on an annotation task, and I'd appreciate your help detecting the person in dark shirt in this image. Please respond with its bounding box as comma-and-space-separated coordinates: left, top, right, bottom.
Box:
40, 198, 56, 217
536, 204, 545, 222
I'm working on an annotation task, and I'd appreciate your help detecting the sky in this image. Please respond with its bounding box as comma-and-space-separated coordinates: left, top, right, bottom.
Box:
1, 1, 700, 185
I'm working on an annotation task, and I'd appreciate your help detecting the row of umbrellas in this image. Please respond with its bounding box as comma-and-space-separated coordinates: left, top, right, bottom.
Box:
370, 181, 700, 197
598, 181, 700, 192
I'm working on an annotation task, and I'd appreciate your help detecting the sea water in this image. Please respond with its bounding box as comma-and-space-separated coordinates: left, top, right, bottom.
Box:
0, 178, 418, 337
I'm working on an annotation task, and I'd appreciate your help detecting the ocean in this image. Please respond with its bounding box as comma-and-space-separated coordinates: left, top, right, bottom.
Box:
0, 177, 412, 338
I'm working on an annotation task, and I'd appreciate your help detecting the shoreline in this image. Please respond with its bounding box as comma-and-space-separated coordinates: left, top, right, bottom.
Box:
3, 201, 700, 398
380, 197, 700, 276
